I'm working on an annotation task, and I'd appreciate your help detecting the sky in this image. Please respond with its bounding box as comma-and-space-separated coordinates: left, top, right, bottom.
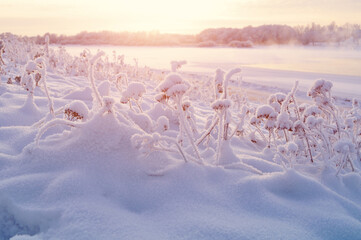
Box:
0, 0, 361, 36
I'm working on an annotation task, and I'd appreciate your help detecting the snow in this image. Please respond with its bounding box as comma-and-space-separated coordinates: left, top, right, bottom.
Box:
64, 100, 89, 121
156, 116, 170, 132
157, 73, 184, 93
121, 82, 146, 104
256, 105, 275, 119
277, 112, 292, 130
211, 99, 232, 111
0, 41, 361, 239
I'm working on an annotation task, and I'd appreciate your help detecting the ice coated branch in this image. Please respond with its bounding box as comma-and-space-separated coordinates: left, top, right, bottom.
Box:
88, 51, 105, 107
223, 68, 241, 99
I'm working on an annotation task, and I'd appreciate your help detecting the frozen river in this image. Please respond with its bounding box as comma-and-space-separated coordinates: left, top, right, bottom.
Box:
62, 45, 361, 98
63, 45, 361, 76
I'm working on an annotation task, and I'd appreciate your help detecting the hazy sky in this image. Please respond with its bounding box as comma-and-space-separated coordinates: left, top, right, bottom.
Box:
1, 0, 360, 36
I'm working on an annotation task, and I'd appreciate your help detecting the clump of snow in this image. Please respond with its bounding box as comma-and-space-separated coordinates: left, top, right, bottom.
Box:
277, 112, 292, 130
128, 111, 154, 132
268, 92, 286, 112
64, 100, 89, 121
334, 139, 355, 154
256, 105, 275, 119
24, 61, 38, 74
123, 82, 146, 101
214, 68, 225, 99
287, 141, 298, 154
120, 82, 145, 103
156, 116, 169, 132
308, 79, 333, 99
97, 80, 111, 97
120, 82, 146, 112
101, 96, 115, 113
211, 99, 232, 111
157, 73, 189, 99
304, 105, 321, 118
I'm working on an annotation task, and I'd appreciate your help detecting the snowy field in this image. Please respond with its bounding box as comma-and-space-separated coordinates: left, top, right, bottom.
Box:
1, 37, 361, 239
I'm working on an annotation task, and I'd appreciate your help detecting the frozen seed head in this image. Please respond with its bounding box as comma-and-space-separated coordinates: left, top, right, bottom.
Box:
308, 79, 333, 98
277, 112, 292, 130
256, 105, 276, 119
287, 142, 298, 154
64, 100, 89, 121
103, 97, 115, 111
304, 105, 321, 118
157, 73, 184, 93
25, 60, 38, 74
211, 99, 232, 111
334, 139, 355, 154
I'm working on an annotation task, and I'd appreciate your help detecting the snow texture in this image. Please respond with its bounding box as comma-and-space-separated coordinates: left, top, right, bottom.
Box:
0, 39, 360, 240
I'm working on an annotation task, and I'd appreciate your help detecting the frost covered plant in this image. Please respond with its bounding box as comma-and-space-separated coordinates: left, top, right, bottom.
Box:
211, 99, 232, 164
36, 97, 112, 146
156, 116, 170, 133
268, 92, 286, 113
21, 60, 38, 86
278, 81, 315, 162
343, 98, 361, 162
20, 60, 39, 110
222, 68, 241, 100
36, 118, 79, 146
272, 82, 300, 144
292, 120, 314, 163
128, 111, 154, 133
333, 139, 355, 175
214, 69, 225, 100
133, 58, 139, 77
276, 112, 293, 142
0, 40, 4, 66
274, 141, 298, 168
182, 99, 198, 136
204, 68, 241, 164
0, 40, 4, 76
100, 97, 115, 114
251, 105, 278, 148
214, 68, 241, 140
88, 51, 105, 108
114, 72, 129, 91
132, 132, 189, 163
156, 73, 203, 163
64, 100, 89, 121
308, 79, 341, 137
35, 57, 55, 117
170, 60, 187, 72
76, 48, 91, 76
120, 82, 146, 112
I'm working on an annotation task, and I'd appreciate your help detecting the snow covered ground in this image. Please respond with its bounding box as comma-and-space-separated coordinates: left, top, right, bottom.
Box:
0, 39, 361, 239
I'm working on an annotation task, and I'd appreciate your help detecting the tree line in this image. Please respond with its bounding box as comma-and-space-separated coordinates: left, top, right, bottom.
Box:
31, 22, 361, 47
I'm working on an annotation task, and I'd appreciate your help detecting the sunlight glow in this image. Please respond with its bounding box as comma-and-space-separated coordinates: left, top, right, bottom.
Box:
0, 0, 360, 35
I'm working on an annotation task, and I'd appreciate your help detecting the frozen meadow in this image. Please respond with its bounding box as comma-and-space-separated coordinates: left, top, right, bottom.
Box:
0, 35, 361, 239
